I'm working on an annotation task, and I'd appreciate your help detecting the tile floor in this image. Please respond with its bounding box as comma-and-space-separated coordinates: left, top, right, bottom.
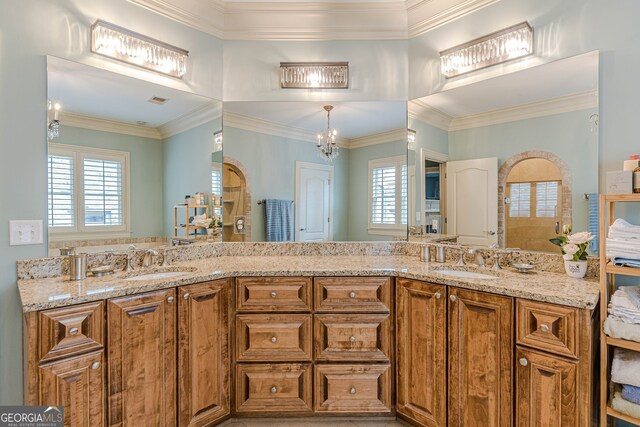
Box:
219, 417, 409, 427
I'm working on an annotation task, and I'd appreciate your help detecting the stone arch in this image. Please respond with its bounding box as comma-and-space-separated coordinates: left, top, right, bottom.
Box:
498, 150, 571, 247
223, 156, 252, 241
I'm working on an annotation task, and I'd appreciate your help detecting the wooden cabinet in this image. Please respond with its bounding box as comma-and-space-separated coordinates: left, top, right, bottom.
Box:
38, 350, 105, 427
314, 277, 390, 312
515, 346, 579, 426
236, 314, 312, 361
314, 314, 390, 361
178, 280, 230, 427
396, 279, 446, 427
516, 299, 578, 359
107, 288, 176, 427
236, 277, 312, 312
448, 287, 514, 427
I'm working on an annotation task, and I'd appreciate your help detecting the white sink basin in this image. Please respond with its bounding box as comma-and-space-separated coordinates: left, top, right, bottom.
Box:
434, 269, 497, 280
125, 271, 190, 281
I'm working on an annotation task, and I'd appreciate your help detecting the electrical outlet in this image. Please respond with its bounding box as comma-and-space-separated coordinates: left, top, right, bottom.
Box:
10, 220, 43, 246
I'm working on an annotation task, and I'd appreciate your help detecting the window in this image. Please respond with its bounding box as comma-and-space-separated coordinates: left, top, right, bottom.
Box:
48, 143, 130, 238
368, 156, 407, 234
535, 181, 558, 218
211, 166, 222, 217
507, 181, 560, 219
508, 182, 531, 218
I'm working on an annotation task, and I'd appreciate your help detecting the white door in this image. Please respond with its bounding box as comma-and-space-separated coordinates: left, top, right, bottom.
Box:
446, 157, 498, 246
295, 162, 333, 242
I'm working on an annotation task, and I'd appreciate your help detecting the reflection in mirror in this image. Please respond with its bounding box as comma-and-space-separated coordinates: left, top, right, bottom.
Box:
222, 101, 408, 242
408, 51, 599, 252
46, 56, 222, 255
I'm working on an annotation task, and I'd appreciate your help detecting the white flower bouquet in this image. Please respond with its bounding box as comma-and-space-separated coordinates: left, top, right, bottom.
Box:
549, 225, 594, 261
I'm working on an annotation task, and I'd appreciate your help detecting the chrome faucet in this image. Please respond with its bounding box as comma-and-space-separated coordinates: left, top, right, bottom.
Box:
142, 249, 159, 268
467, 248, 485, 267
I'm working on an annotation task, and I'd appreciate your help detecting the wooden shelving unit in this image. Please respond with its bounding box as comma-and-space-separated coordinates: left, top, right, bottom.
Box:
599, 193, 640, 426
174, 205, 209, 238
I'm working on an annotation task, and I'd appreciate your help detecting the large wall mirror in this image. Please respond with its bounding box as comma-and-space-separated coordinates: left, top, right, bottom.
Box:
46, 56, 222, 255
222, 101, 408, 242
408, 51, 599, 253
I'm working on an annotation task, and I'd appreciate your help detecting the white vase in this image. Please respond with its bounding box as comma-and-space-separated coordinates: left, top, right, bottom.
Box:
564, 260, 587, 278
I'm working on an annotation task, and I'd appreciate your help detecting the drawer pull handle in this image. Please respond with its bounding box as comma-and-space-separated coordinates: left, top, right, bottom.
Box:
450, 295, 457, 302
183, 293, 190, 299
271, 336, 277, 343
68, 327, 79, 335
271, 292, 277, 298
271, 386, 277, 394
350, 387, 357, 395
350, 336, 356, 343
540, 324, 550, 333
349, 291, 357, 298
435, 292, 442, 299
91, 362, 100, 370
167, 296, 174, 303
519, 357, 528, 367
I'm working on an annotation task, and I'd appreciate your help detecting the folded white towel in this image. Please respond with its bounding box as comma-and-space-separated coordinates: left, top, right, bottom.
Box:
611, 288, 640, 311
624, 287, 640, 310
606, 238, 640, 260
611, 386, 640, 419
612, 348, 640, 388
609, 229, 640, 240
604, 316, 640, 343
611, 218, 640, 232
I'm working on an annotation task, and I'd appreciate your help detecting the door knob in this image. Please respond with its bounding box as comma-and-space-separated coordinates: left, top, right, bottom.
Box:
450, 295, 457, 302
299, 228, 306, 231
434, 292, 442, 299
519, 358, 528, 366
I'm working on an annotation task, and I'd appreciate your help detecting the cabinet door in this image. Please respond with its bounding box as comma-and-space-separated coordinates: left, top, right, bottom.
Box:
107, 289, 176, 427
396, 279, 446, 427
178, 280, 230, 427
516, 346, 579, 427
38, 350, 105, 427
448, 288, 514, 427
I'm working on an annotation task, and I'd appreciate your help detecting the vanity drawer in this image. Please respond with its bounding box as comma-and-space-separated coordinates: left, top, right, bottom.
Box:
236, 277, 312, 312
38, 301, 104, 362
314, 364, 392, 413
314, 277, 391, 312
235, 363, 313, 413
516, 299, 578, 359
314, 314, 390, 361
236, 314, 312, 361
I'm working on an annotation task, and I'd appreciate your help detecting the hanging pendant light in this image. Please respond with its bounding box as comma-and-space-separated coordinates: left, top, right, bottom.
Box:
317, 105, 339, 163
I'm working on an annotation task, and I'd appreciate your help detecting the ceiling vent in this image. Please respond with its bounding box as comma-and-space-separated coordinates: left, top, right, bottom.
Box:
148, 96, 169, 105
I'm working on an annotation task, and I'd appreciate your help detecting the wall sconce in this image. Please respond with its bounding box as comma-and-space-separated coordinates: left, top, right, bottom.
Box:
440, 22, 533, 78
407, 129, 416, 150
91, 20, 189, 78
47, 101, 61, 141
213, 131, 223, 152
280, 62, 349, 89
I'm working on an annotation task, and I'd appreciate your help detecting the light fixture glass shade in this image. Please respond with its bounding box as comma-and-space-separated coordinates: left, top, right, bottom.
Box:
317, 105, 339, 162
440, 22, 533, 78
280, 62, 349, 89
213, 131, 223, 152
407, 129, 416, 150
91, 20, 188, 78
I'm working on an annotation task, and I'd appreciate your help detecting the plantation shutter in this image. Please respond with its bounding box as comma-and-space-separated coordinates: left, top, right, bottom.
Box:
83, 158, 123, 226
535, 181, 559, 218
401, 164, 408, 225
48, 155, 74, 227
371, 165, 397, 224
508, 182, 531, 218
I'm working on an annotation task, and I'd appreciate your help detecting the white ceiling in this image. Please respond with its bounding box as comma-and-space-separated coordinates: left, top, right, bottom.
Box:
47, 57, 217, 128
414, 51, 598, 117
224, 101, 407, 139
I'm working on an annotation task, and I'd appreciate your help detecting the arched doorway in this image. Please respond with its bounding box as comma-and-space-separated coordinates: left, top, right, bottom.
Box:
222, 157, 251, 242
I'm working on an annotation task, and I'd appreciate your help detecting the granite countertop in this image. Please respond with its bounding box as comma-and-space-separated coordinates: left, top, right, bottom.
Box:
17, 255, 600, 312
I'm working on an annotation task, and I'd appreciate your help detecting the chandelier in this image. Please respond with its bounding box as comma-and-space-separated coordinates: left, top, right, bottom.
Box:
317, 105, 338, 162
47, 101, 61, 140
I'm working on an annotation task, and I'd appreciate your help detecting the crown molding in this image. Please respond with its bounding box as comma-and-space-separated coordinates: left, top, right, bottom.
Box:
408, 99, 453, 131
348, 128, 407, 149
129, 0, 225, 39
448, 90, 598, 131
158, 101, 222, 138
407, 0, 499, 37
60, 112, 162, 139
423, 148, 449, 162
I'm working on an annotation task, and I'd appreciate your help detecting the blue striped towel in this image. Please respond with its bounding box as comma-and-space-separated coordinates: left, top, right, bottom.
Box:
587, 193, 598, 252
622, 384, 640, 405
264, 199, 293, 242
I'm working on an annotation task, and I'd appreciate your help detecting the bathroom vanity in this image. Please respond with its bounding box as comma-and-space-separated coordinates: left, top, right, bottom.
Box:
18, 245, 599, 426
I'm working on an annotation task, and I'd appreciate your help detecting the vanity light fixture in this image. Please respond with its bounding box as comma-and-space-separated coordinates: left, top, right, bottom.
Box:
91, 20, 188, 78
280, 62, 349, 89
317, 105, 339, 163
440, 22, 533, 78
407, 129, 416, 150
47, 101, 61, 141
213, 131, 223, 152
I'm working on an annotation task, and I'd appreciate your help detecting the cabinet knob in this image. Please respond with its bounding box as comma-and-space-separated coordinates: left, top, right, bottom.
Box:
349, 291, 357, 298
350, 387, 357, 395
271, 386, 277, 394
167, 296, 174, 303
540, 324, 550, 333
450, 295, 457, 302
271, 336, 277, 343
350, 336, 356, 343
434, 292, 442, 299
91, 362, 100, 370
183, 293, 190, 299
519, 357, 528, 367
68, 327, 79, 335
271, 292, 277, 298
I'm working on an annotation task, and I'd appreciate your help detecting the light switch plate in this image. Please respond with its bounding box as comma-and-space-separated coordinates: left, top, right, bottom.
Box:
10, 220, 43, 246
